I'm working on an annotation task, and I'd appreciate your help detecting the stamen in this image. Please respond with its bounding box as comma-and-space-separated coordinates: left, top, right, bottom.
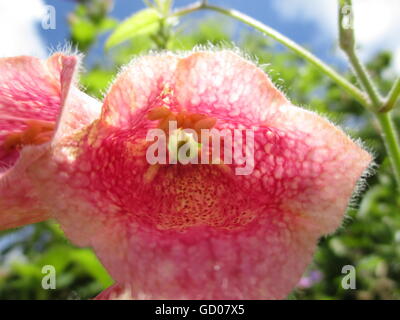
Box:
3, 133, 23, 152
2, 120, 55, 152
147, 106, 171, 120
190, 113, 207, 123
158, 113, 177, 133
194, 117, 217, 132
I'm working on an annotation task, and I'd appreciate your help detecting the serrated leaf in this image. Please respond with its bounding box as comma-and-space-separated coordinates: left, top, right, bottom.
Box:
106, 8, 161, 49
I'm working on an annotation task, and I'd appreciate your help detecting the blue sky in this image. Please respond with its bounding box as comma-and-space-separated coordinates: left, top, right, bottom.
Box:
41, 0, 339, 65
0, 0, 399, 73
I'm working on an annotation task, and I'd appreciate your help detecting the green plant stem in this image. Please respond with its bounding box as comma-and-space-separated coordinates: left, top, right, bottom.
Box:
339, 0, 400, 190
172, 1, 367, 106
376, 112, 400, 188
382, 78, 400, 112
345, 50, 382, 108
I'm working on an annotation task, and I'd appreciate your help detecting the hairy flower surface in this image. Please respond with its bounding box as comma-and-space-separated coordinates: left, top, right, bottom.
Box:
0, 50, 371, 299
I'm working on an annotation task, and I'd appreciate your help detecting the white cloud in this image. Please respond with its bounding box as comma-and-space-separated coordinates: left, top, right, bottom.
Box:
273, 0, 400, 73
0, 0, 47, 58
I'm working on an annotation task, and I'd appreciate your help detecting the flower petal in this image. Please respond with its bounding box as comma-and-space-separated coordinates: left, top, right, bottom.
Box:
0, 145, 51, 231
263, 104, 372, 234
51, 54, 101, 143
0, 55, 60, 167
174, 50, 288, 124
174, 50, 371, 233
89, 213, 318, 299
0, 53, 100, 230
100, 54, 179, 128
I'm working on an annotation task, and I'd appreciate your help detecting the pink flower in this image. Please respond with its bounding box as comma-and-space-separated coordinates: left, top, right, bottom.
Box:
0, 50, 371, 299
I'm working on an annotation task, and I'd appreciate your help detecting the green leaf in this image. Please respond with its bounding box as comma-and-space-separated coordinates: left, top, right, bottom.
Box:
106, 8, 161, 49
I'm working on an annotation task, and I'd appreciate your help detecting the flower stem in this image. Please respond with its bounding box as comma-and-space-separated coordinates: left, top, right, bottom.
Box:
345, 50, 382, 108
338, 0, 400, 190
172, 1, 367, 106
381, 78, 400, 112
338, 0, 381, 109
376, 112, 400, 188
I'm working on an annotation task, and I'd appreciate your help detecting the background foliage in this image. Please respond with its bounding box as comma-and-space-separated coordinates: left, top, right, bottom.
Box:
0, 0, 399, 299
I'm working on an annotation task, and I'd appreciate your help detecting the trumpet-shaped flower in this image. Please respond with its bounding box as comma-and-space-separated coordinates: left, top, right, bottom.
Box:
0, 50, 371, 299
